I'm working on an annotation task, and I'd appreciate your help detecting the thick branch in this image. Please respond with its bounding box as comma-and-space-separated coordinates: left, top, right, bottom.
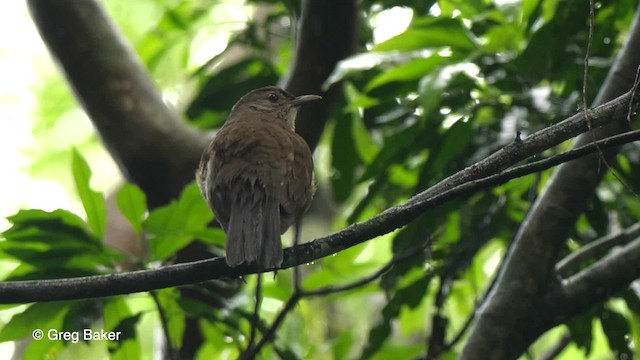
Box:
0, 101, 638, 304
282, 0, 358, 150
461, 4, 640, 358
27, 0, 209, 207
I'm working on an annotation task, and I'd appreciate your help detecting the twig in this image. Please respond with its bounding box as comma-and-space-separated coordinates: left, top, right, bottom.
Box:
293, 221, 303, 292
426, 277, 451, 359
583, 0, 609, 176
246, 274, 263, 352
582, 0, 595, 115
150, 291, 177, 360
241, 293, 302, 360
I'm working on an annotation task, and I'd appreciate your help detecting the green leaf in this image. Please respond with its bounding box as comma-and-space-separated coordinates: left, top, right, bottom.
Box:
103, 297, 142, 360
116, 183, 148, 235
324, 52, 404, 89
418, 63, 471, 117
600, 309, 633, 357
0, 303, 71, 342
155, 288, 186, 348
362, 275, 431, 358
567, 310, 595, 354
109, 315, 143, 359
71, 149, 107, 238
365, 55, 452, 91
374, 17, 477, 52
0, 209, 114, 273
144, 183, 214, 260
331, 118, 359, 202
5, 209, 90, 237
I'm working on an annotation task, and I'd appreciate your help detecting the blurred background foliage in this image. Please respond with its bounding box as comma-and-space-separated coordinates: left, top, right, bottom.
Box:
1, 0, 640, 359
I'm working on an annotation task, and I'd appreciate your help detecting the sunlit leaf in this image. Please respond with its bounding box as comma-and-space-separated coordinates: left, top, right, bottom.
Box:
116, 183, 147, 235
0, 303, 71, 342
374, 17, 477, 52
155, 288, 186, 349
600, 309, 633, 357
144, 183, 213, 260
103, 297, 142, 359
71, 149, 107, 238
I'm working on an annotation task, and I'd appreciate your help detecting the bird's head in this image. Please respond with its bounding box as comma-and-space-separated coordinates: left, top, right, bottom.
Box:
230, 86, 322, 130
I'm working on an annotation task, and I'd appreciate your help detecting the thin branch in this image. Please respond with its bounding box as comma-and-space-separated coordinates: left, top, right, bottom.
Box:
582, 0, 595, 114
426, 277, 451, 360
150, 291, 177, 360
582, 0, 609, 175
240, 293, 301, 360
527, 232, 640, 340
246, 274, 263, 352
556, 222, 640, 277
1, 125, 639, 304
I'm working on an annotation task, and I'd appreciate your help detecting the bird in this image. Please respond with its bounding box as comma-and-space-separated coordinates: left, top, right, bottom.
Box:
197, 86, 320, 269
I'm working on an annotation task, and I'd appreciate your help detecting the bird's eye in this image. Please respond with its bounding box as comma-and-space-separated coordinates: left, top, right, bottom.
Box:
268, 93, 279, 102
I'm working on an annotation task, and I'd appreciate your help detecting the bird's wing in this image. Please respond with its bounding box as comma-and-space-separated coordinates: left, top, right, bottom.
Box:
280, 132, 315, 233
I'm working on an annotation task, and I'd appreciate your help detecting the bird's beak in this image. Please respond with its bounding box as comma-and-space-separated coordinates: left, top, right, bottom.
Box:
290, 94, 322, 106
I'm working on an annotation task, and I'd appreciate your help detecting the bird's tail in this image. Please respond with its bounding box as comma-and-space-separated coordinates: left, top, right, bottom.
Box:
225, 182, 283, 269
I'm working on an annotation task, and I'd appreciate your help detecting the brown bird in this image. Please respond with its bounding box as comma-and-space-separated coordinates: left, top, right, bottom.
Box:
197, 86, 320, 269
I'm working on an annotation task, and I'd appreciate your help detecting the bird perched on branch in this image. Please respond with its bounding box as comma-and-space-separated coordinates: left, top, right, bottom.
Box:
197, 86, 320, 269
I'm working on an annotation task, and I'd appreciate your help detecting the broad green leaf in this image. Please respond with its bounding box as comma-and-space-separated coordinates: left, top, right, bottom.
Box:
0, 209, 115, 273
103, 296, 143, 360
109, 315, 143, 360
190, 228, 227, 247
103, 296, 142, 360
418, 63, 475, 117
567, 310, 596, 354
22, 336, 64, 360
362, 275, 431, 358
323, 52, 405, 89
600, 309, 633, 357
482, 24, 522, 52
116, 183, 147, 235
374, 18, 477, 52
438, 0, 486, 17
365, 55, 452, 91
144, 182, 213, 260
71, 149, 107, 238
5, 209, 90, 237
330, 82, 382, 203
0, 303, 71, 342
156, 288, 186, 348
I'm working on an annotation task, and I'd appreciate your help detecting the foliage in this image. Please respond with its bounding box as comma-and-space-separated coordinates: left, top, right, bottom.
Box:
2, 0, 640, 359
